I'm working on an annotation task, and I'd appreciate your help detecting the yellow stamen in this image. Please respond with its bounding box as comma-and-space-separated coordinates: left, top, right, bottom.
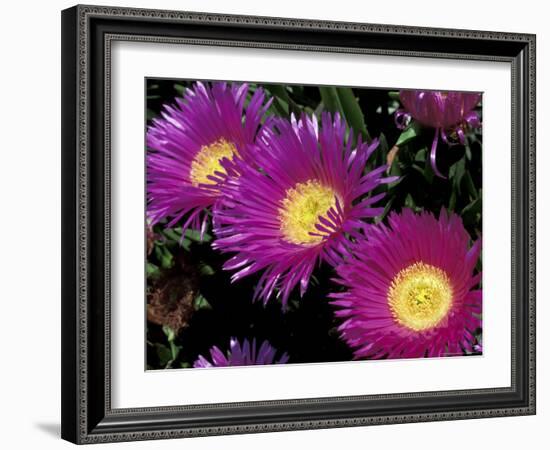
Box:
388, 262, 453, 332
279, 180, 338, 246
190, 139, 238, 186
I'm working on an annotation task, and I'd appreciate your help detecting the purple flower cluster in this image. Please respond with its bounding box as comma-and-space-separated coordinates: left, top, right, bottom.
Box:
194, 337, 289, 368
147, 82, 482, 365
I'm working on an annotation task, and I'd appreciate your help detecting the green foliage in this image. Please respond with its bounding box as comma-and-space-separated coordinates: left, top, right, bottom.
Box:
148, 326, 183, 369
193, 294, 212, 311
396, 121, 421, 147
319, 86, 371, 144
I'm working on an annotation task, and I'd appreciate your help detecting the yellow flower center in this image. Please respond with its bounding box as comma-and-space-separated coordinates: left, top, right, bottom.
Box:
279, 180, 338, 246
189, 139, 238, 186
388, 262, 453, 332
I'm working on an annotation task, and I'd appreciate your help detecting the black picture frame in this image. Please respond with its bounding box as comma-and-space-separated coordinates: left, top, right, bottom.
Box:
61, 4, 536, 444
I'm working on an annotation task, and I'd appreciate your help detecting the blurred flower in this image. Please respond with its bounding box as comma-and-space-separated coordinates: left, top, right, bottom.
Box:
331, 209, 482, 359
194, 337, 289, 368
213, 113, 396, 307
395, 90, 481, 178
147, 81, 271, 236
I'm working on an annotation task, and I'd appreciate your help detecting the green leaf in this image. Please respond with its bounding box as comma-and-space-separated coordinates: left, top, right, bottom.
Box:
388, 91, 401, 101
336, 87, 372, 143
449, 157, 466, 194
198, 262, 215, 276
395, 121, 421, 147
162, 325, 176, 342
423, 160, 434, 184
463, 171, 478, 200
313, 102, 324, 117
156, 329, 182, 367
180, 239, 191, 251
155, 343, 172, 366
169, 342, 181, 361
465, 144, 472, 161
286, 298, 301, 312
318, 86, 343, 116
378, 133, 389, 155
264, 84, 290, 103
271, 98, 290, 116
415, 147, 427, 162
388, 99, 400, 115
146, 262, 160, 279
385, 147, 403, 183
410, 164, 425, 177
289, 85, 304, 96
461, 198, 481, 225
173, 83, 185, 96
153, 245, 163, 260
194, 294, 212, 311
449, 189, 457, 211
162, 227, 194, 250
185, 229, 212, 243
375, 132, 389, 168
146, 108, 157, 121
404, 193, 416, 209
374, 196, 395, 224
155, 246, 173, 269
163, 228, 181, 242
265, 84, 300, 116
461, 198, 481, 216
309, 275, 320, 287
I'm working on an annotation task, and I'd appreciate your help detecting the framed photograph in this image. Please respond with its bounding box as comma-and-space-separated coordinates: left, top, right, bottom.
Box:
61, 4, 536, 444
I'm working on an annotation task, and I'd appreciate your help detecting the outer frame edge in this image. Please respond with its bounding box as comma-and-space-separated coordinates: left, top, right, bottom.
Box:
61, 5, 80, 445
65, 4, 537, 444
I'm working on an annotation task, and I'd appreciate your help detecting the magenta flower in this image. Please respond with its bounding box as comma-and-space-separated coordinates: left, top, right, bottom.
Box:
147, 82, 271, 235
395, 90, 481, 178
193, 337, 289, 368
213, 113, 396, 307
331, 209, 482, 359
